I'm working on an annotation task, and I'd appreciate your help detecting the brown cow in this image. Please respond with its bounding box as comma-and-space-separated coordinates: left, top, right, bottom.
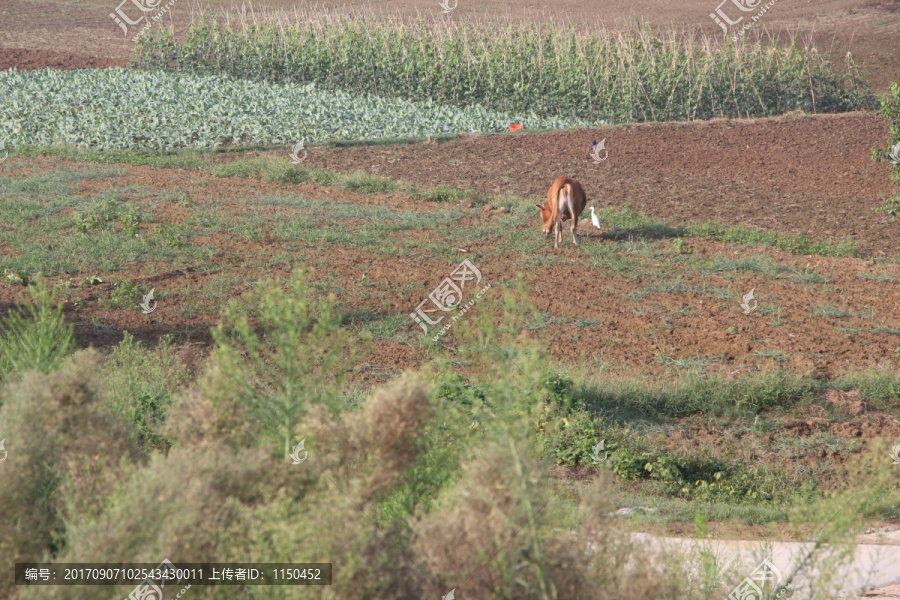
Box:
535, 176, 588, 248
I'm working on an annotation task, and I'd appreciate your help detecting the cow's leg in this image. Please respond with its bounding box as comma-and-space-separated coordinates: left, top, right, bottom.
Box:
555, 189, 568, 249
555, 208, 562, 249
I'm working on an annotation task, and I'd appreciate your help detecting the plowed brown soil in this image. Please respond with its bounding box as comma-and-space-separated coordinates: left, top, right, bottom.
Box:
0, 47, 125, 70
309, 112, 899, 256
3, 126, 900, 385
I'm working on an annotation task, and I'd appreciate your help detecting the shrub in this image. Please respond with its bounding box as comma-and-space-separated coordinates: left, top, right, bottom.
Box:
873, 82, 900, 218
0, 350, 141, 599
214, 157, 398, 193
100, 332, 191, 452
581, 370, 818, 417
71, 194, 141, 236
204, 268, 358, 460
434, 371, 490, 419
410, 437, 699, 599
101, 279, 143, 310
540, 370, 574, 404
33, 376, 432, 600
213, 156, 310, 183
541, 406, 608, 466
0, 276, 75, 384
340, 172, 397, 194
607, 442, 790, 504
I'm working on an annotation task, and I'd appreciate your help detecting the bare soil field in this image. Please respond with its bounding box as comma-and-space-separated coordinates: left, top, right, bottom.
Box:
309, 113, 897, 255
1, 110, 898, 379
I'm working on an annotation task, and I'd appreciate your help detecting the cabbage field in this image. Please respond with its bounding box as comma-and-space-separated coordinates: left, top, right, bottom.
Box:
0, 67, 583, 151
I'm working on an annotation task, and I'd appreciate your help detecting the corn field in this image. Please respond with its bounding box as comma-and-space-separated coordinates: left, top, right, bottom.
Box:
132, 7, 876, 123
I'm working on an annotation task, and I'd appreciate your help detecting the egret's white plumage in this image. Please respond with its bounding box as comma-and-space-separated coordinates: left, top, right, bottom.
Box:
589, 206, 601, 230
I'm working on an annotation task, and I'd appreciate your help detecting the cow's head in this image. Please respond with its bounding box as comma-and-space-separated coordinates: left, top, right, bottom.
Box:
535, 203, 553, 236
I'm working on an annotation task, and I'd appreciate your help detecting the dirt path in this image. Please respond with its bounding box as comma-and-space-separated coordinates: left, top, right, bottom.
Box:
629, 531, 900, 597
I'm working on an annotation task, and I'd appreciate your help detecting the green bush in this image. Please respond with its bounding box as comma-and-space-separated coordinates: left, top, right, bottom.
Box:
376, 372, 476, 527
214, 156, 398, 193
100, 332, 191, 452
540, 370, 575, 403
435, 371, 488, 411
152, 223, 187, 248
214, 156, 310, 183
101, 279, 143, 310
544, 406, 607, 466
340, 172, 397, 194
873, 82, 900, 218
205, 268, 357, 460
0, 277, 74, 383
608, 444, 788, 503
835, 369, 900, 416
